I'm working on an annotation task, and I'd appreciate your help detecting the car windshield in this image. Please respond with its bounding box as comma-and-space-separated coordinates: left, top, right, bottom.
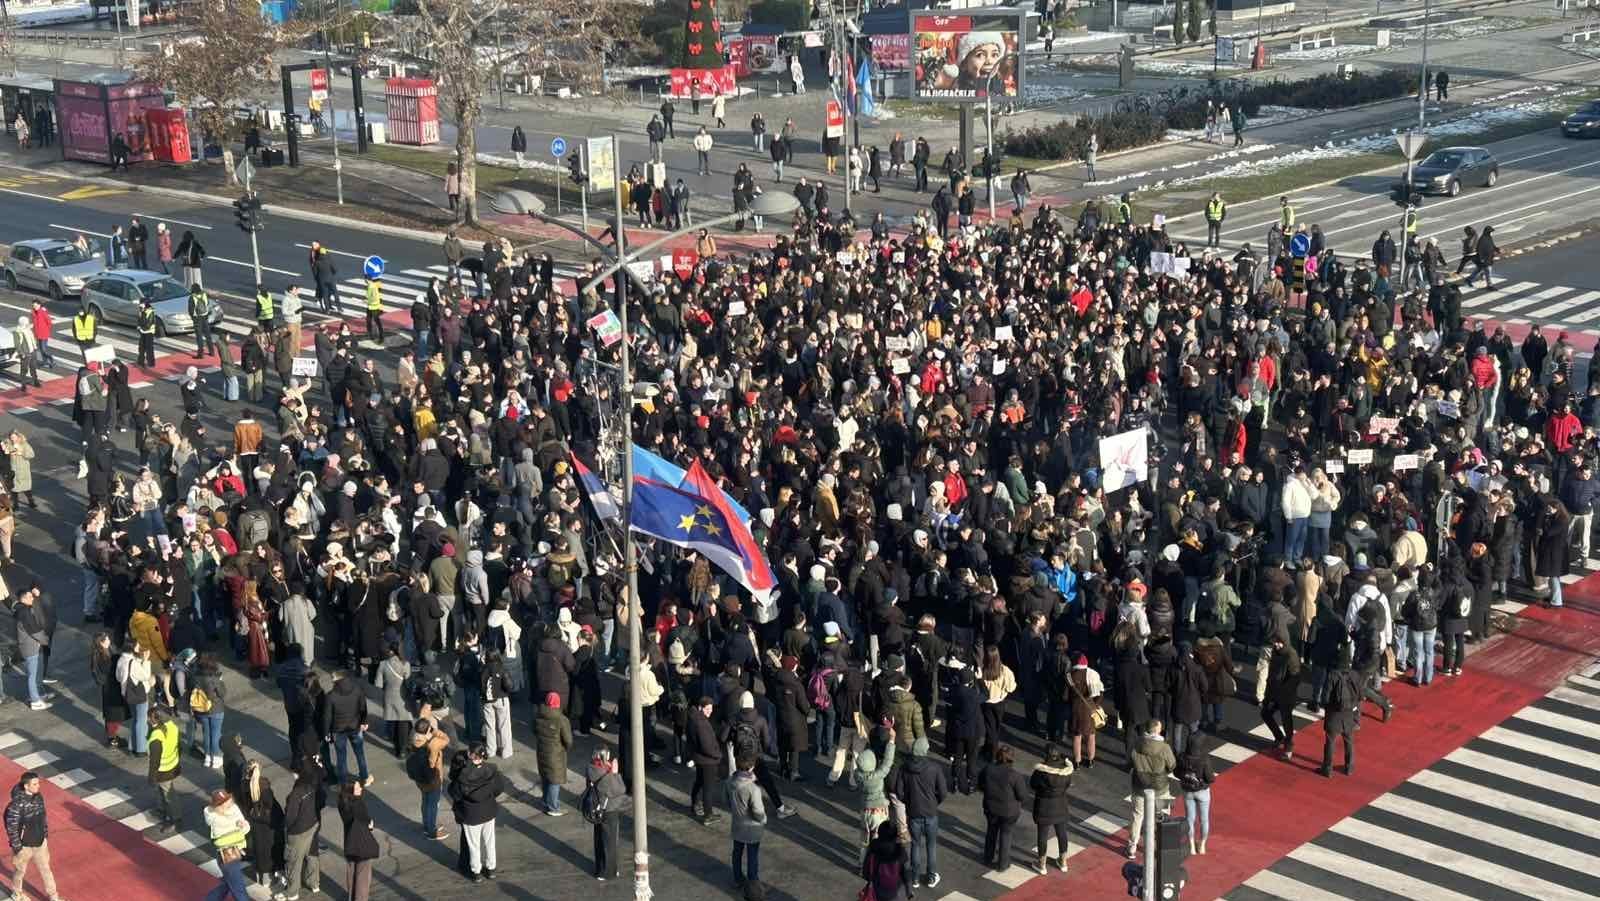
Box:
1421, 151, 1467, 167
136, 277, 189, 303
40, 245, 91, 266
1583, 102, 1600, 115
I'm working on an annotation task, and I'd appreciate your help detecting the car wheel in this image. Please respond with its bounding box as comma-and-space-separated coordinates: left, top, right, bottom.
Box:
1448, 179, 1461, 197
3, 271, 14, 291
48, 283, 62, 302
1486, 168, 1498, 187
156, 320, 168, 339
88, 304, 104, 326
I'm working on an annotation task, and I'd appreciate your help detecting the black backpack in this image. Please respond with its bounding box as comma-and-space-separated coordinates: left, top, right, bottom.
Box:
580, 781, 609, 824
405, 744, 433, 782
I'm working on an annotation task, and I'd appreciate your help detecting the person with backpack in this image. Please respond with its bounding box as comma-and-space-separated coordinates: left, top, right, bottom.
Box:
1403, 563, 1440, 685
583, 747, 626, 882
727, 749, 767, 893
1318, 643, 1363, 778
862, 820, 913, 901
191, 652, 228, 770
479, 649, 515, 760
407, 716, 451, 840
448, 742, 505, 883
826, 646, 868, 789
1175, 733, 1217, 854
806, 652, 837, 760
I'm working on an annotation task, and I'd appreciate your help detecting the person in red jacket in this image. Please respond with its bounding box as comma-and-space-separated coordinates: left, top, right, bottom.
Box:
29, 301, 54, 369
1545, 400, 1582, 456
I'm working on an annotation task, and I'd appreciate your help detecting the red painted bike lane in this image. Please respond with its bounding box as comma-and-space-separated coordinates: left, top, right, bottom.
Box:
0, 754, 215, 900
1002, 578, 1600, 901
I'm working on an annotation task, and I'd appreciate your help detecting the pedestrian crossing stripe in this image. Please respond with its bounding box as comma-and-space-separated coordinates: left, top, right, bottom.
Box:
1228, 675, 1600, 901
1460, 281, 1600, 326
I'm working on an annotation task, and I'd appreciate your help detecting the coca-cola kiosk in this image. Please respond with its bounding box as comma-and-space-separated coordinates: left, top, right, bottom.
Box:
144, 107, 192, 163
53, 75, 165, 165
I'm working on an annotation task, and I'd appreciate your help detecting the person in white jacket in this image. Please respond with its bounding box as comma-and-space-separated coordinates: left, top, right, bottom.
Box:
693, 127, 713, 176
1281, 470, 1314, 561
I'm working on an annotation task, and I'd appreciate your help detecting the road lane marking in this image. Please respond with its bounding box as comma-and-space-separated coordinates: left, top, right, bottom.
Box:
208, 255, 299, 277
133, 213, 213, 230
58, 185, 126, 201
47, 223, 110, 238
0, 188, 63, 203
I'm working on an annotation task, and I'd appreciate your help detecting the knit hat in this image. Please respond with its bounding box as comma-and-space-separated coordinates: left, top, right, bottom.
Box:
823, 621, 841, 637
912, 737, 930, 758
1074, 654, 1089, 670
739, 691, 755, 710
545, 692, 561, 709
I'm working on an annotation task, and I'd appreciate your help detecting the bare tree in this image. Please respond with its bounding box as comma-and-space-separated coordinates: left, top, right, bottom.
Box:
138, 0, 304, 182
0, 1, 16, 79
397, 0, 639, 224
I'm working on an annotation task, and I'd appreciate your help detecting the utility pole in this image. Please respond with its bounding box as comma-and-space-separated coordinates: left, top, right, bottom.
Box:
322, 12, 345, 205
613, 134, 651, 901
827, 2, 851, 214
1418, 0, 1430, 130
236, 157, 263, 285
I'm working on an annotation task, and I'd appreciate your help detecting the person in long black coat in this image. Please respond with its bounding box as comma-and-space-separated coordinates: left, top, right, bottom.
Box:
1113, 644, 1152, 759
1464, 541, 1495, 644
1534, 497, 1571, 608
978, 745, 1030, 871
769, 657, 812, 779
1439, 557, 1473, 675
945, 663, 985, 793
535, 625, 576, 708
1028, 744, 1074, 873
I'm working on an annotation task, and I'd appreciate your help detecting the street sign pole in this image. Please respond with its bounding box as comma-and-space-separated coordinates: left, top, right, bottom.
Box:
580, 142, 590, 235
551, 137, 567, 216
1396, 130, 1426, 292
237, 158, 263, 285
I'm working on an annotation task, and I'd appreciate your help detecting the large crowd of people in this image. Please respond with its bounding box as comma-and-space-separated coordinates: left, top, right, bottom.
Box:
3, 178, 1580, 901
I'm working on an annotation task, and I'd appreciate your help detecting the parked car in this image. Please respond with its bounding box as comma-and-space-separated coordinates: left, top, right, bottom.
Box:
1395, 146, 1499, 197
1563, 100, 1600, 138
79, 270, 225, 336
3, 238, 106, 301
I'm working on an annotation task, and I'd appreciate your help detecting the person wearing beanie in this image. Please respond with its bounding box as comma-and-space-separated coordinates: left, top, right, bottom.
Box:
720, 690, 794, 818
855, 722, 897, 864
892, 735, 948, 888
771, 652, 812, 781
534, 692, 572, 815
1029, 743, 1075, 874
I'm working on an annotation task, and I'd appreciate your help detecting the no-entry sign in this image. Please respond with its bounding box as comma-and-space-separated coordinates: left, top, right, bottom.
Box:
309, 68, 329, 102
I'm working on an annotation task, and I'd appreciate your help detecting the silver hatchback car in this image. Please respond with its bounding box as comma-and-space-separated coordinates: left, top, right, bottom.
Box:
79, 269, 226, 335
3, 238, 106, 301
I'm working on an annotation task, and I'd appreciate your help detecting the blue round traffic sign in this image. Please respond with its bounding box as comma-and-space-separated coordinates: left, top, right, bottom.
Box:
1289, 233, 1310, 257
363, 255, 386, 279
551, 137, 567, 158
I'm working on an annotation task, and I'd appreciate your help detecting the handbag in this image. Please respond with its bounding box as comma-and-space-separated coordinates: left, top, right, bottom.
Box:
857, 881, 877, 901
218, 845, 243, 865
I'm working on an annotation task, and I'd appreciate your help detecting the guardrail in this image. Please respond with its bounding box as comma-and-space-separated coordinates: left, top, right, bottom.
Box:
1561, 24, 1600, 42
1291, 30, 1337, 51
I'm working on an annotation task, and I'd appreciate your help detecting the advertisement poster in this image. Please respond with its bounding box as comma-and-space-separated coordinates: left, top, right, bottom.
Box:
57, 92, 110, 164
57, 80, 163, 164
911, 12, 1022, 101
669, 66, 737, 98
740, 36, 784, 74
870, 33, 912, 71
586, 136, 615, 191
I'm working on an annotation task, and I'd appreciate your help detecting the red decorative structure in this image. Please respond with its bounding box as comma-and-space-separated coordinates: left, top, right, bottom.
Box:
54, 76, 164, 165
670, 0, 736, 99
144, 107, 192, 163
383, 77, 440, 145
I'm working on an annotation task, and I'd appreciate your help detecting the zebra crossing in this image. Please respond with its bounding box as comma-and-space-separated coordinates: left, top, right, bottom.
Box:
1459, 279, 1600, 330
1224, 661, 1600, 901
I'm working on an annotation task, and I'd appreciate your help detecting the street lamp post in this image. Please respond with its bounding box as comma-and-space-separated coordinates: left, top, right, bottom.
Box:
1418, 0, 1430, 130
582, 183, 798, 901
984, 71, 997, 221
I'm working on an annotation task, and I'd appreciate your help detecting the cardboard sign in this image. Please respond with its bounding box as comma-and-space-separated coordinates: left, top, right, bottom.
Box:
1173, 256, 1190, 274
1346, 448, 1374, 465
1324, 459, 1345, 475
892, 251, 905, 264
727, 301, 748, 317
885, 336, 910, 352
626, 260, 656, 284
672, 249, 698, 281
587, 309, 623, 347
993, 359, 1006, 376
891, 357, 911, 375
1436, 400, 1460, 419
836, 250, 855, 266
291, 357, 318, 377
1393, 453, 1420, 471
1149, 252, 1174, 275
826, 99, 845, 138
994, 325, 1014, 342
1370, 416, 1400, 434
83, 343, 116, 364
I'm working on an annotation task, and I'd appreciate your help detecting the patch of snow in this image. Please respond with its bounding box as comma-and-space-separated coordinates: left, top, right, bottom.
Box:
1138, 59, 1250, 75
1088, 170, 1153, 186
1024, 83, 1091, 104
1276, 43, 1379, 61
1388, 17, 1535, 43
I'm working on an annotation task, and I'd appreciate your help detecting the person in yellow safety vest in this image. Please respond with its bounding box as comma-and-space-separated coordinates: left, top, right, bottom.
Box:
1205, 192, 1227, 248
1117, 193, 1132, 227
1279, 195, 1295, 234
365, 277, 385, 343
202, 787, 251, 897
136, 299, 158, 368
255, 284, 275, 333
71, 305, 96, 355
188, 286, 216, 358
147, 705, 183, 834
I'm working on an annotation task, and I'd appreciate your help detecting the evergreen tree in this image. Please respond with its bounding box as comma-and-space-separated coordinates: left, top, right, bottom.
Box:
1172, 0, 1186, 46
1187, 0, 1203, 42
680, 0, 726, 68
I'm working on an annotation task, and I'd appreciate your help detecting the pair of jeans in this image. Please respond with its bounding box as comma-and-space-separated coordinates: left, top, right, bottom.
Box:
543, 780, 562, 813
23, 652, 41, 704
1393, 624, 1411, 672
732, 840, 761, 883
334, 730, 370, 782
133, 701, 150, 751
1284, 517, 1309, 562
1410, 628, 1437, 683
421, 788, 441, 833
1550, 577, 1565, 607
811, 706, 837, 756
82, 566, 101, 618
204, 856, 251, 901
909, 814, 939, 877
1184, 788, 1212, 843
201, 711, 224, 758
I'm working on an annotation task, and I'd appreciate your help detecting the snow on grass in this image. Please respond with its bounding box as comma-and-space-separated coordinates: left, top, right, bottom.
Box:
1276, 43, 1380, 61
1024, 82, 1092, 104
1155, 88, 1582, 189
1387, 16, 1548, 43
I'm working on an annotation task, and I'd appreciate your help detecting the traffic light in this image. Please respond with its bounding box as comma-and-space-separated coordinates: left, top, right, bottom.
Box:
568, 151, 586, 185
234, 195, 264, 233
1391, 186, 1421, 209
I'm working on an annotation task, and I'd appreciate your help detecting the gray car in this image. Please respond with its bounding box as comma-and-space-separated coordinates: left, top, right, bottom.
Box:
3, 238, 107, 301
79, 269, 226, 336
1397, 146, 1499, 197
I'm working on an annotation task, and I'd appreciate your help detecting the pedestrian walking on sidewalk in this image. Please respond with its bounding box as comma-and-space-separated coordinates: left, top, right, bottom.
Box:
11, 114, 28, 149
5, 771, 65, 901
1435, 70, 1449, 101
1084, 132, 1098, 182
713, 93, 727, 128
751, 111, 766, 152
694, 127, 714, 176
510, 126, 526, 164
1231, 105, 1247, 147
445, 163, 461, 213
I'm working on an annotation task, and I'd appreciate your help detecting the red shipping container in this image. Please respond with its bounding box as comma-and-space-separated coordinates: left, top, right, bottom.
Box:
383, 77, 440, 146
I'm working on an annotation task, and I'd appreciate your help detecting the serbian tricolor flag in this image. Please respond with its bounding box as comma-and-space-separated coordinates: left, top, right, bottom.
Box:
630, 459, 777, 602
570, 451, 622, 524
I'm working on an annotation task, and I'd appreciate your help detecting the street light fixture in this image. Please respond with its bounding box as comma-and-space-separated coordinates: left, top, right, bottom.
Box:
587, 161, 798, 901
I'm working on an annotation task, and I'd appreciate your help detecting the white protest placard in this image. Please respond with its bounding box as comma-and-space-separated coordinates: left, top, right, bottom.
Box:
291, 357, 318, 377
1172, 256, 1190, 275
1149, 252, 1174, 275
1324, 459, 1345, 475
1393, 453, 1420, 471
836, 251, 855, 266
885, 336, 909, 352
993, 359, 1006, 376
626, 260, 656, 283
727, 301, 748, 317
1370, 416, 1400, 434
1346, 448, 1374, 465
1436, 400, 1460, 419
1152, 213, 1166, 229
1098, 427, 1150, 492
892, 251, 905, 264
891, 357, 911, 375
83, 343, 116, 364
994, 325, 1014, 342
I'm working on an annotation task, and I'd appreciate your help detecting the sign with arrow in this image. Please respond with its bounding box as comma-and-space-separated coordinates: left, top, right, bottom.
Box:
550, 137, 567, 158
363, 255, 386, 279
1290, 232, 1310, 257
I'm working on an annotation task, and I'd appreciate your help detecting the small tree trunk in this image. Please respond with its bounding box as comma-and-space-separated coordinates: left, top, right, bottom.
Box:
457, 122, 478, 225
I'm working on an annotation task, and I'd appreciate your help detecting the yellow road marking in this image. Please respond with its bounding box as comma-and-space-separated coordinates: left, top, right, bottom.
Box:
59, 185, 127, 201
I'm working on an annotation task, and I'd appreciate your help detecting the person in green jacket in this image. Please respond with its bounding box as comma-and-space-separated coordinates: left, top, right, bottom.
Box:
855, 726, 896, 863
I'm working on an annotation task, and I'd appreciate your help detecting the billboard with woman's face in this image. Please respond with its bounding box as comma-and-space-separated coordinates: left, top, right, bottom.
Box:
911, 11, 1023, 102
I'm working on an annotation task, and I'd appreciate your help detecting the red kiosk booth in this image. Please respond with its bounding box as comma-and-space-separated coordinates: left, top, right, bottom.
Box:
144, 107, 192, 163
383, 78, 439, 145
54, 75, 165, 165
